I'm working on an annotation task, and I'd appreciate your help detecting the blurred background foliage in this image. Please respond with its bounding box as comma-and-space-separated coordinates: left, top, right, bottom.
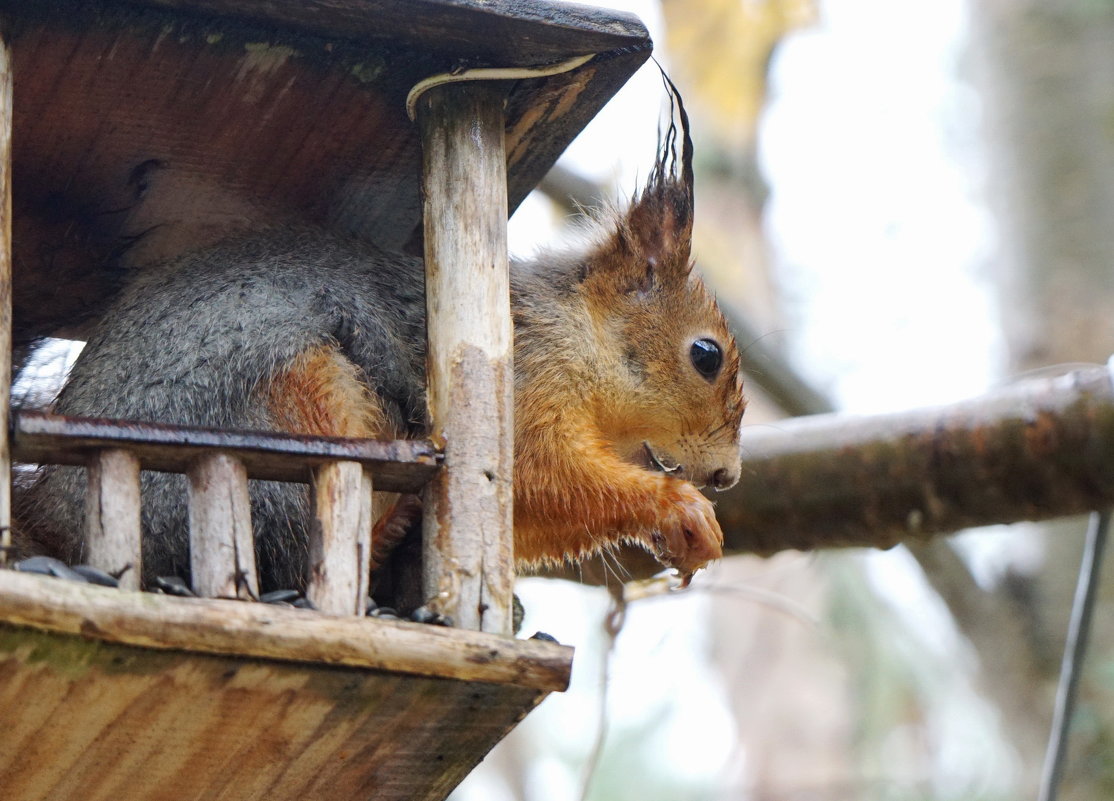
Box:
456, 0, 1114, 799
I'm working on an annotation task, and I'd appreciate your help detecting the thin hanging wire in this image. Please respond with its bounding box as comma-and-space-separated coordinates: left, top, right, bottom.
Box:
1037, 509, 1110, 801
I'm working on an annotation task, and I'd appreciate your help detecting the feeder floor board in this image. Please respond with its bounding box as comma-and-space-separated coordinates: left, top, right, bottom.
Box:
0, 570, 573, 801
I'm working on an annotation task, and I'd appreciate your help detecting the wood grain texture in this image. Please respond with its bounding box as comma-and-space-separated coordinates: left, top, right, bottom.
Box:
0, 2, 650, 346
11, 411, 441, 491
0, 34, 10, 566
187, 453, 259, 600
418, 84, 515, 635
0, 570, 573, 691
121, 0, 648, 64
84, 449, 142, 591
0, 621, 551, 801
307, 461, 371, 615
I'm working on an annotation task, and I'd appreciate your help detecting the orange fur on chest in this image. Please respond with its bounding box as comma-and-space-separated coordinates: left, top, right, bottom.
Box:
512, 406, 665, 559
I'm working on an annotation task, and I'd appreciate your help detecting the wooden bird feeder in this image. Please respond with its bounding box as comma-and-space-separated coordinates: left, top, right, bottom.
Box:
0, 1, 652, 799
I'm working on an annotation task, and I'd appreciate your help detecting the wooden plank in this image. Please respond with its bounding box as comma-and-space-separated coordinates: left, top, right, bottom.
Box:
0, 623, 549, 801
307, 461, 371, 616
0, 32, 10, 566
84, 449, 142, 591
417, 84, 515, 635
187, 453, 259, 600
124, 0, 648, 64
0, 570, 572, 692
11, 411, 441, 491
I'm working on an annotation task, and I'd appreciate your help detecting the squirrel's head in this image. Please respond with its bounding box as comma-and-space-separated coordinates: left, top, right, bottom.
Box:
573, 78, 746, 491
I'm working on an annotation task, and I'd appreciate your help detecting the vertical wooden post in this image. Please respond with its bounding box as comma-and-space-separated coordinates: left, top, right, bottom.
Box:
307, 461, 373, 616
416, 83, 514, 634
187, 453, 258, 600
0, 33, 11, 567
84, 449, 142, 590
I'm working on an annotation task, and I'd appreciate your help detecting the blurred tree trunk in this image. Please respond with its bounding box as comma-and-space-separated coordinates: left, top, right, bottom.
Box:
970, 0, 1114, 796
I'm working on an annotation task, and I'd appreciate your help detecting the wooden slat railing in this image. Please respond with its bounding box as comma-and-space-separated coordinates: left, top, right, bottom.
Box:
308, 460, 373, 615
11, 410, 443, 612
187, 452, 257, 600
12, 411, 440, 488
85, 448, 142, 591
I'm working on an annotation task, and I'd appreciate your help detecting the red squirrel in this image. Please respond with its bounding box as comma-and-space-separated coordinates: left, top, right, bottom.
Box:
16, 88, 746, 592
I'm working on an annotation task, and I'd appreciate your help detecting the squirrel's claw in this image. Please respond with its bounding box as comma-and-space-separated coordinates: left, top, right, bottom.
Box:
648, 481, 724, 579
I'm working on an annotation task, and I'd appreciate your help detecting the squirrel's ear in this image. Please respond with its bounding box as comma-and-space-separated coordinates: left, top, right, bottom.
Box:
616, 179, 693, 275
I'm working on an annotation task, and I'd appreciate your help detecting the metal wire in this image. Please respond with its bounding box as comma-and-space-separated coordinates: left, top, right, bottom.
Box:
1037, 509, 1110, 801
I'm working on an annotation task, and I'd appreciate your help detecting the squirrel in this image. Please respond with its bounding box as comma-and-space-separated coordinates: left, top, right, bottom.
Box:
14, 94, 746, 594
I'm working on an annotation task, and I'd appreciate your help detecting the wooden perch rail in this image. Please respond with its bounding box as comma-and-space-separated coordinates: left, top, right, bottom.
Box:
11, 410, 441, 490
0, 569, 572, 691
11, 411, 444, 611
717, 365, 1114, 553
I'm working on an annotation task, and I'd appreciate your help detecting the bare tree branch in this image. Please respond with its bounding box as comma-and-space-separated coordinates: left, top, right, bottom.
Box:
718, 366, 1114, 554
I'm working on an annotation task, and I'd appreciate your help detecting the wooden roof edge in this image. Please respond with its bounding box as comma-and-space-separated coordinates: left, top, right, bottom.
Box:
0, 569, 574, 692
117, 0, 652, 65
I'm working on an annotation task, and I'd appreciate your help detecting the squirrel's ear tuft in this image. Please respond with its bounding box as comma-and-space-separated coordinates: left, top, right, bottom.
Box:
613, 66, 695, 284
575, 69, 696, 294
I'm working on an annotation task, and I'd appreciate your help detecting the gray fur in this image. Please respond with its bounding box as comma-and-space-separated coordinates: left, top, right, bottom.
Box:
24, 228, 432, 590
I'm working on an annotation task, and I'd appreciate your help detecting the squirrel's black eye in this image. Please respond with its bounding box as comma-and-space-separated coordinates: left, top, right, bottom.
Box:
690, 338, 723, 380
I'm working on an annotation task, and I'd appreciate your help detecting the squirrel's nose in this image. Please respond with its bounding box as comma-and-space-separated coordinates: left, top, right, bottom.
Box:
709, 465, 740, 491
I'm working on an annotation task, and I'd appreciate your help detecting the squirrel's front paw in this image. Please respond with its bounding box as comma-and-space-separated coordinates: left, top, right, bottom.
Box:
651, 482, 724, 583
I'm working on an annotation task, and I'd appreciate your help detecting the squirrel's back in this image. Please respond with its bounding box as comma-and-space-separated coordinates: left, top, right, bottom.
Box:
59, 229, 427, 431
